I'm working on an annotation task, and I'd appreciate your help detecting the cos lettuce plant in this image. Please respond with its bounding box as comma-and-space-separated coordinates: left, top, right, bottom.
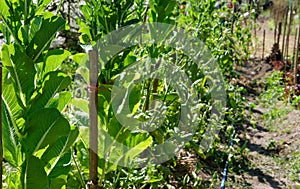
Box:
0, 0, 78, 188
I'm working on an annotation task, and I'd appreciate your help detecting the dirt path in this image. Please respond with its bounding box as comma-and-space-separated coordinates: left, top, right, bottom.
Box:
252, 14, 297, 60
230, 15, 300, 188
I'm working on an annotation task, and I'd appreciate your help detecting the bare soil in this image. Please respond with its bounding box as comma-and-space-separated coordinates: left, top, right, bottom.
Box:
229, 14, 300, 189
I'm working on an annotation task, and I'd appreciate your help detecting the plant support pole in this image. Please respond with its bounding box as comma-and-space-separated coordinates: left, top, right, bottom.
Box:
295, 26, 300, 85
285, 6, 293, 58
262, 30, 265, 60
293, 28, 298, 65
0, 61, 2, 189
277, 22, 282, 46
89, 50, 99, 189
282, 7, 289, 58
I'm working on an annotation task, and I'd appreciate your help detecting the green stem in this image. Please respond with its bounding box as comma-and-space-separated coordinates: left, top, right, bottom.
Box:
24, 0, 29, 37
1, 18, 24, 49
71, 149, 86, 188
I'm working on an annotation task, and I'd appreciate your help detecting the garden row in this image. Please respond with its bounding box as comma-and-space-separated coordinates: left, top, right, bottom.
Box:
0, 0, 256, 188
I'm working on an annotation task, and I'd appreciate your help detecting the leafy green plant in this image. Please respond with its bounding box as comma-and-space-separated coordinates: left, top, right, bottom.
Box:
260, 71, 285, 105
70, 0, 253, 188
258, 71, 291, 128
0, 0, 78, 188
0, 0, 255, 188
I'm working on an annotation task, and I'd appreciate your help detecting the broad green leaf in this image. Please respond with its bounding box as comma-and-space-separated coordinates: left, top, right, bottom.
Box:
18, 27, 28, 45
0, 0, 10, 19
124, 133, 150, 148
74, 110, 89, 127
72, 98, 89, 114
26, 16, 65, 62
44, 49, 71, 75
29, 71, 71, 113
124, 54, 136, 67
49, 177, 66, 189
1, 44, 13, 67
47, 151, 72, 178
71, 53, 89, 67
42, 126, 79, 173
2, 101, 23, 167
2, 68, 24, 167
97, 117, 152, 171
22, 108, 70, 155
72, 98, 89, 127
164, 0, 176, 17
2, 85, 22, 167
58, 91, 72, 112
76, 66, 89, 84
47, 91, 72, 112
110, 135, 153, 170
106, 116, 129, 143
29, 16, 43, 42
11, 46, 36, 104
2, 44, 36, 105
22, 156, 48, 189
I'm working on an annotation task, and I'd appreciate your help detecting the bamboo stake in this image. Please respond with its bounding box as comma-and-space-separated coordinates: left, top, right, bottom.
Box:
274, 18, 277, 44
263, 29, 266, 60
293, 28, 298, 65
282, 7, 289, 59
295, 26, 300, 84
277, 22, 282, 46
285, 5, 294, 59
274, 7, 279, 44
89, 50, 99, 189
254, 18, 257, 56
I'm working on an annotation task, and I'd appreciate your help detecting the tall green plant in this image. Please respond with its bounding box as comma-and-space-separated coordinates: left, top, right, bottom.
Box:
0, 0, 78, 188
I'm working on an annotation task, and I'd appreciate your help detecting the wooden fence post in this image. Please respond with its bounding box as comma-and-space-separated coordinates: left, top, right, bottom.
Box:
89, 50, 99, 189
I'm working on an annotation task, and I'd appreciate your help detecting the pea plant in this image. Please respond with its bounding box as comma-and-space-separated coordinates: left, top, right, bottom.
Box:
70, 0, 251, 188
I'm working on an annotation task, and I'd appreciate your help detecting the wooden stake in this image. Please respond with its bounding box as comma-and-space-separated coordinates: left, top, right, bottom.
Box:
285, 5, 294, 59
277, 22, 282, 45
293, 28, 298, 65
282, 7, 289, 59
89, 50, 99, 189
294, 24, 300, 84
254, 18, 257, 56
263, 30, 266, 60
274, 19, 277, 44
